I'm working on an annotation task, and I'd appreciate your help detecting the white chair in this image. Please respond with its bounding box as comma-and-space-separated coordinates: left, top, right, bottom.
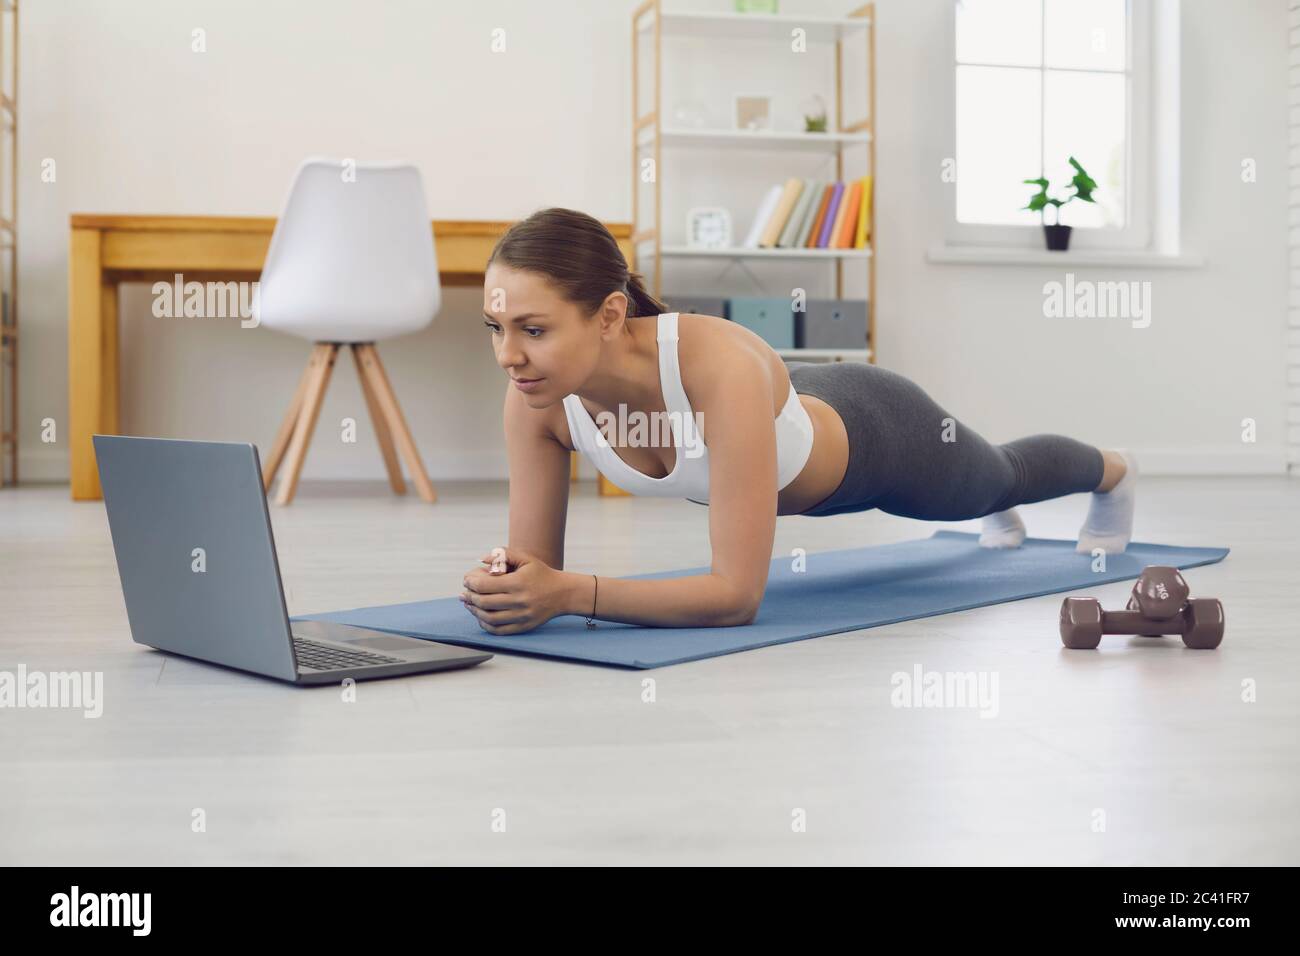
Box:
255, 158, 441, 505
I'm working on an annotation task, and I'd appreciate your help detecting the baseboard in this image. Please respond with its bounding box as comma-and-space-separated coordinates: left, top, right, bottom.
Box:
1131, 445, 1291, 475
10, 447, 517, 484
9, 443, 1294, 485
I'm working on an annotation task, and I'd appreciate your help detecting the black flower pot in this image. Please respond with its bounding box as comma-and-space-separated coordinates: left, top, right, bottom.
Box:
1043, 224, 1073, 251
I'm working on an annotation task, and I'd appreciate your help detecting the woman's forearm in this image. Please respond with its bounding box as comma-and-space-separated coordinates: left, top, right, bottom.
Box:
558, 570, 757, 628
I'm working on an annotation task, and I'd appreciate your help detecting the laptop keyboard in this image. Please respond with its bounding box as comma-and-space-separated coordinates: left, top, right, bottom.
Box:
292, 637, 404, 671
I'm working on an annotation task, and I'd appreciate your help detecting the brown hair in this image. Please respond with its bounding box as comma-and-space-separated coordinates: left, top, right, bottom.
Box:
486, 207, 667, 320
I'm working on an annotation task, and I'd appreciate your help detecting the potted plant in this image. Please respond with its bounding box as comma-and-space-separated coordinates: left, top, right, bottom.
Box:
1022, 156, 1098, 251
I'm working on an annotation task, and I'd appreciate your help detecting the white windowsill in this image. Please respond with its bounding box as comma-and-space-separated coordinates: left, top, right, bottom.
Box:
927, 244, 1205, 269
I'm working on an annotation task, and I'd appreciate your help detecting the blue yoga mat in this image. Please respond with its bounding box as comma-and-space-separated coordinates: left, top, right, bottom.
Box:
295, 531, 1229, 669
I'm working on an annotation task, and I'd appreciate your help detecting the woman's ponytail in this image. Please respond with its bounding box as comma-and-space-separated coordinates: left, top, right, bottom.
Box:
625, 270, 668, 318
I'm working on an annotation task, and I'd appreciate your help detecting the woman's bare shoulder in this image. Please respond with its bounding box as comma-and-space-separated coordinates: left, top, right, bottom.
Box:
676, 311, 788, 415
676, 311, 768, 367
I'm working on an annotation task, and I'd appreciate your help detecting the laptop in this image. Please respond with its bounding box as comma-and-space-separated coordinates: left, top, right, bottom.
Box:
93, 435, 492, 685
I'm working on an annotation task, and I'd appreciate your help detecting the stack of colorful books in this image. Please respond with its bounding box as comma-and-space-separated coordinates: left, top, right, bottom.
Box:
742, 176, 873, 250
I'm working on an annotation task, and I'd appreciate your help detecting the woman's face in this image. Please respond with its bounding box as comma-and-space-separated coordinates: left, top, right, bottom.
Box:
482, 264, 609, 405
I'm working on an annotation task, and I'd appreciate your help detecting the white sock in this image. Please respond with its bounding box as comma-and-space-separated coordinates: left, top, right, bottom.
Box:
1076, 449, 1138, 555
980, 507, 1026, 549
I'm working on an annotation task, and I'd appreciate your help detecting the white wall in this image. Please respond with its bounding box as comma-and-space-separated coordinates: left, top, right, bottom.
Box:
14, 0, 1291, 481
878, 0, 1289, 474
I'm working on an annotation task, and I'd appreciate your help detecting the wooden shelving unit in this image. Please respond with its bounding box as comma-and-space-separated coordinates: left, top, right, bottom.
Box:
630, 1, 876, 359
588, 2, 875, 495
0, 0, 16, 487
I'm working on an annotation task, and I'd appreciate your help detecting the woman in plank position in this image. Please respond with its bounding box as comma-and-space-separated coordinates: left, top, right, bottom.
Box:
460, 208, 1137, 634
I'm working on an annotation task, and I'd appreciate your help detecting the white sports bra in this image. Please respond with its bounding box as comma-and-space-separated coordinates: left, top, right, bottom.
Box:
561, 312, 815, 505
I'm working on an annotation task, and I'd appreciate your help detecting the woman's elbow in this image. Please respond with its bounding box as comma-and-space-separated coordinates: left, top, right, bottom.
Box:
714, 591, 761, 627
728, 606, 759, 627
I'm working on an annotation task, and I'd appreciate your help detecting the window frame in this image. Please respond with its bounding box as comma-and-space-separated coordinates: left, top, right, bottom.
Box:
944, 0, 1153, 250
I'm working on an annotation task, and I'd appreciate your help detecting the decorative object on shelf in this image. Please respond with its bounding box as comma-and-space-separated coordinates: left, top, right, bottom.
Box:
734, 93, 772, 132
734, 0, 779, 12
801, 94, 828, 132
1022, 156, 1098, 252
671, 99, 709, 129
686, 207, 733, 250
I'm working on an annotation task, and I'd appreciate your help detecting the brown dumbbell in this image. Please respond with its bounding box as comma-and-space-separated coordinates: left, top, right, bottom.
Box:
1127, 566, 1190, 620
1124, 566, 1191, 636
1060, 594, 1224, 649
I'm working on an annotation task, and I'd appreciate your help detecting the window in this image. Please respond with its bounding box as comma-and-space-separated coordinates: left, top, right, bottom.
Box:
950, 0, 1149, 247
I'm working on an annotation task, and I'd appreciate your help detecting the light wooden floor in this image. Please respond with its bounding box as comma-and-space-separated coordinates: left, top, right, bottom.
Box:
1, 476, 1296, 865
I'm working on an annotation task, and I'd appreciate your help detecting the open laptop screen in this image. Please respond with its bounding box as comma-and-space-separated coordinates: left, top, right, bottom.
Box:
94, 436, 298, 681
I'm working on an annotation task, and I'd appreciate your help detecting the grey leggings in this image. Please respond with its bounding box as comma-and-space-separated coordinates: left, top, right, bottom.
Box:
786, 361, 1105, 520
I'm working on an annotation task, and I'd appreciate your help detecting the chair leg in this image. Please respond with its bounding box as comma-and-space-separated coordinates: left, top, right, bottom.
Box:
274, 343, 338, 506
350, 343, 406, 494
262, 349, 318, 490
354, 343, 437, 503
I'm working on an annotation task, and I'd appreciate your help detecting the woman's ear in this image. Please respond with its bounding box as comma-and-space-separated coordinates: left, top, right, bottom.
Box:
597, 290, 630, 337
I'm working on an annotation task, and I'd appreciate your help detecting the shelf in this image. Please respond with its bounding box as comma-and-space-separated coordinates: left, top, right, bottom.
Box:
655, 245, 872, 260
927, 244, 1205, 269
641, 127, 871, 152
777, 348, 872, 363
639, 10, 869, 42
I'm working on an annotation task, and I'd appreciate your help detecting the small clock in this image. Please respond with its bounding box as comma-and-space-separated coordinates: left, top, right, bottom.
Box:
686, 207, 732, 250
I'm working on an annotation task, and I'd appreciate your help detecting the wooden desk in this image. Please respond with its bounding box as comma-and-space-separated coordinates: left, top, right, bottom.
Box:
68, 215, 633, 500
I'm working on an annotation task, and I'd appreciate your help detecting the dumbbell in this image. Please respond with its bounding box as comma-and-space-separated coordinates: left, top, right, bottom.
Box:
1124, 565, 1190, 636
1059, 565, 1224, 649
1126, 566, 1190, 620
